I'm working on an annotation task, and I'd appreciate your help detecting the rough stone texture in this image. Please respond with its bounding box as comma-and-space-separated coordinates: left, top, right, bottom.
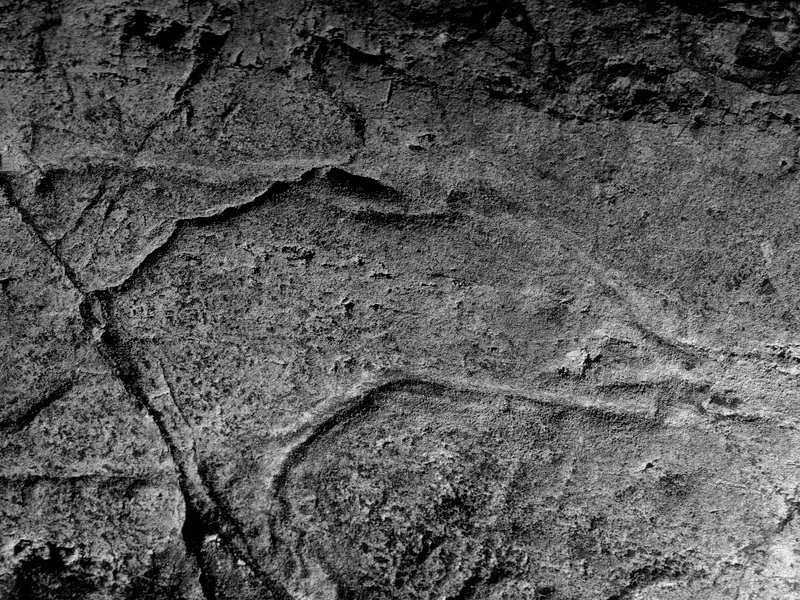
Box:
2, 1, 800, 598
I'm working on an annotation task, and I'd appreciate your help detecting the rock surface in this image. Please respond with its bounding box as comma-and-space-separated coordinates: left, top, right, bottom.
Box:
2, 0, 800, 598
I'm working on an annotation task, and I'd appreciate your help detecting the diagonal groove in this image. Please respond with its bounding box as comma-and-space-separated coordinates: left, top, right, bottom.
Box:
3, 176, 87, 294
87, 291, 293, 600
0, 379, 77, 434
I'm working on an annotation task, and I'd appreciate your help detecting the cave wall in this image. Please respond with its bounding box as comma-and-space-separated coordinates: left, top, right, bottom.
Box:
2, 1, 800, 598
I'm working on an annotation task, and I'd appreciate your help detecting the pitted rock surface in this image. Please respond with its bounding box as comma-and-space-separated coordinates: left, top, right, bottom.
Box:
2, 1, 800, 599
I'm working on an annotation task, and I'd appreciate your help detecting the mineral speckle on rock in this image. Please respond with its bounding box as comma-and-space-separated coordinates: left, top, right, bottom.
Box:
2, 1, 800, 599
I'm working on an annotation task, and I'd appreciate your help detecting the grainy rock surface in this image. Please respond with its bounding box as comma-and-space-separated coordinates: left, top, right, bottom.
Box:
2, 1, 800, 598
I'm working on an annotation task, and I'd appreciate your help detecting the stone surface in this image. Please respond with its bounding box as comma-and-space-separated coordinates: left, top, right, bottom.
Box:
2, 0, 800, 598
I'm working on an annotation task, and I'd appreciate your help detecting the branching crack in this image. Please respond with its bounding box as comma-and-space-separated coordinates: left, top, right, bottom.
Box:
133, 5, 232, 155
4, 179, 87, 295
1, 167, 337, 599
86, 292, 293, 600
